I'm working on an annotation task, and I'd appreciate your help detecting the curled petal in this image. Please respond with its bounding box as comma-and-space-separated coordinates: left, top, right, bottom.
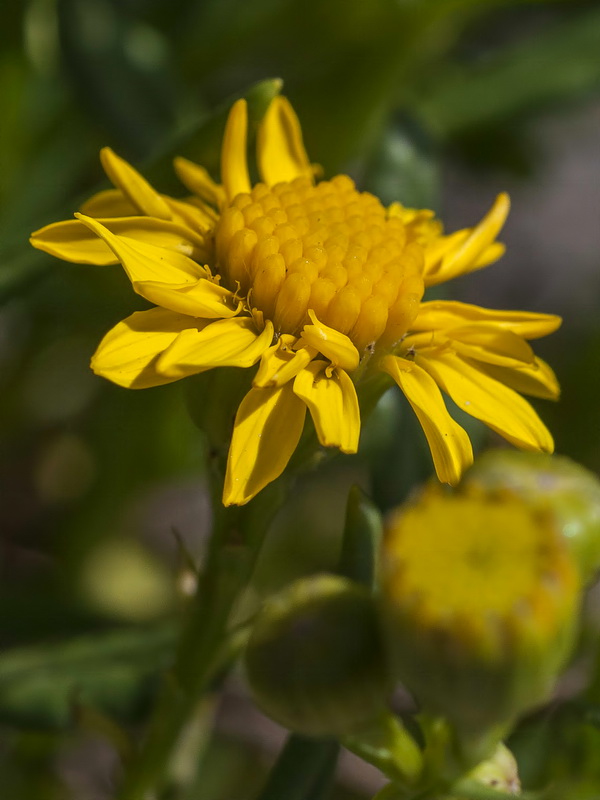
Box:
254, 336, 315, 388
417, 351, 554, 453
380, 355, 473, 485
293, 361, 360, 453
157, 318, 273, 378
300, 310, 359, 372
476, 357, 560, 401
174, 157, 226, 207
257, 96, 313, 186
472, 241, 505, 270
413, 300, 562, 340
31, 217, 207, 265
424, 193, 510, 286
75, 214, 203, 284
100, 148, 172, 220
445, 324, 535, 369
91, 307, 199, 388
133, 279, 239, 319
221, 99, 251, 201
223, 383, 307, 506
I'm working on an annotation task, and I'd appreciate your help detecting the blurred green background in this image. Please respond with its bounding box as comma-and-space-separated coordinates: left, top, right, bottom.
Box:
1, 0, 600, 797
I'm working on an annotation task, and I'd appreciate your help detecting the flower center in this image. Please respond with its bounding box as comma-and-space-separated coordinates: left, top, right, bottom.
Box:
215, 175, 424, 353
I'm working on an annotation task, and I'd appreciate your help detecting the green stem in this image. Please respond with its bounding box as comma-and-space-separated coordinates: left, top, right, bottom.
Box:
342, 712, 424, 788
118, 479, 284, 800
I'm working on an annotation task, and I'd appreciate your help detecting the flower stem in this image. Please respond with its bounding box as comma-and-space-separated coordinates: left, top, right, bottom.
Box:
256, 734, 339, 800
342, 712, 424, 788
118, 480, 284, 800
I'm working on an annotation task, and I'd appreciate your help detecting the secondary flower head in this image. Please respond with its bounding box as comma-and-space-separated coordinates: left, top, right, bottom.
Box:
31, 95, 561, 505
380, 486, 580, 741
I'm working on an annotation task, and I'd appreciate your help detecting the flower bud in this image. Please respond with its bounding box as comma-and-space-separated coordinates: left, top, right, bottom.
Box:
244, 574, 391, 737
460, 450, 600, 583
380, 486, 580, 743
450, 743, 521, 797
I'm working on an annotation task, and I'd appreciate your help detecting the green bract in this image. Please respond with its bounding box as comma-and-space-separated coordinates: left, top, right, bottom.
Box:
244, 574, 390, 737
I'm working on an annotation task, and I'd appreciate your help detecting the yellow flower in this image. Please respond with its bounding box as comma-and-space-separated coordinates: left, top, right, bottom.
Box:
30, 96, 560, 505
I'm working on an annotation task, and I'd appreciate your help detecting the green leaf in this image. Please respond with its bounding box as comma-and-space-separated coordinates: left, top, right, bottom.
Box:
364, 116, 440, 210
338, 485, 383, 589
256, 734, 339, 800
0, 624, 177, 730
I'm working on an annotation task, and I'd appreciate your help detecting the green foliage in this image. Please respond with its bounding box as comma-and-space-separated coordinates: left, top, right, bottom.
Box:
0, 624, 177, 729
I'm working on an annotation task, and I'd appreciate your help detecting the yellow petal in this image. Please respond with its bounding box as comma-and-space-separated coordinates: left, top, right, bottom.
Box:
472, 241, 505, 270
253, 336, 315, 388
173, 157, 226, 207
424, 193, 510, 286
157, 317, 273, 378
293, 361, 360, 453
75, 214, 203, 284
413, 300, 562, 340
223, 383, 307, 506
476, 357, 560, 401
133, 278, 240, 318
31, 216, 207, 265
445, 323, 535, 369
79, 188, 137, 217
417, 351, 554, 453
91, 307, 198, 388
423, 229, 469, 274
31, 220, 118, 265
300, 310, 359, 372
164, 196, 218, 232
100, 148, 172, 220
78, 186, 215, 233
221, 99, 251, 201
257, 96, 313, 186
380, 355, 473, 485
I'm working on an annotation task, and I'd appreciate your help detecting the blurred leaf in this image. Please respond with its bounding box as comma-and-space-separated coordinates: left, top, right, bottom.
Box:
0, 624, 177, 730
509, 702, 600, 794
338, 485, 383, 590
413, 7, 600, 137
57, 0, 178, 158
363, 115, 441, 209
256, 734, 339, 800
367, 388, 434, 512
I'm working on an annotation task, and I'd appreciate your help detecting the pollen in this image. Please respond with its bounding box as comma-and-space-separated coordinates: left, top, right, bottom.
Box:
215, 176, 425, 354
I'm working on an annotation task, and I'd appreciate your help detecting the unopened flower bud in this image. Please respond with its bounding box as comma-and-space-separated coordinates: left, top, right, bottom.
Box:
244, 574, 391, 737
460, 450, 600, 583
449, 743, 521, 798
380, 486, 580, 743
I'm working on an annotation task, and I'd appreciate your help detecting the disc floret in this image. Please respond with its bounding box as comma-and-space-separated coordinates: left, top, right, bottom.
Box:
215, 175, 424, 353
